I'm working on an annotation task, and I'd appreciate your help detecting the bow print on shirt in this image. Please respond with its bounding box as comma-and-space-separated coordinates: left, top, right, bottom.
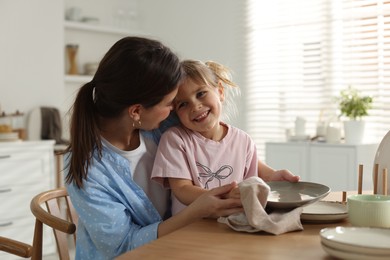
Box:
196, 162, 233, 189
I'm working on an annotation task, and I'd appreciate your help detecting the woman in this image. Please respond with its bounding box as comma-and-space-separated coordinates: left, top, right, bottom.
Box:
64, 36, 298, 259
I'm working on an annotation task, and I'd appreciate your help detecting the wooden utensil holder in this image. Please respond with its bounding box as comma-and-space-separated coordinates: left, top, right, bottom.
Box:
66, 44, 79, 75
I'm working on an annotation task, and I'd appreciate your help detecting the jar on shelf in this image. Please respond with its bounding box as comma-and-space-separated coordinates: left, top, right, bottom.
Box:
294, 116, 306, 136
326, 121, 342, 143
0, 112, 12, 133
66, 44, 79, 75
11, 110, 26, 140
0, 110, 26, 140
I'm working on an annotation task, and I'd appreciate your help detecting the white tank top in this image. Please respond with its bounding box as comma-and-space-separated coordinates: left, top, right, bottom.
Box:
101, 133, 170, 218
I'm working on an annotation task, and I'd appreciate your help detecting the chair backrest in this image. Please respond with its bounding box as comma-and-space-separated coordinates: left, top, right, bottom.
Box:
30, 187, 78, 260
0, 188, 77, 260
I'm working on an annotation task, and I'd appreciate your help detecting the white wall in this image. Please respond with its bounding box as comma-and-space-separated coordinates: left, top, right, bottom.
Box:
138, 0, 246, 128
0, 0, 246, 130
0, 0, 63, 115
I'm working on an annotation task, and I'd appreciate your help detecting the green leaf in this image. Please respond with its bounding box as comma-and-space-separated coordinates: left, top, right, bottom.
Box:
336, 86, 373, 120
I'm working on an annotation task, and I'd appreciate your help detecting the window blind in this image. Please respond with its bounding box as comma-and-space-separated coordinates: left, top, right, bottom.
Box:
245, 0, 390, 161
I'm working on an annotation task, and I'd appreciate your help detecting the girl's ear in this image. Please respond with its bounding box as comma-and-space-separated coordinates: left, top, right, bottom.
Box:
127, 104, 142, 121
218, 81, 225, 102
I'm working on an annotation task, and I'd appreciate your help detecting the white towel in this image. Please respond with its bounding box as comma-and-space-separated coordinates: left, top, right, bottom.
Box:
218, 176, 303, 235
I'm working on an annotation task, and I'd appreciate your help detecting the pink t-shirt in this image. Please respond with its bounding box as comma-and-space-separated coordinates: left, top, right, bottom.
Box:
151, 123, 258, 215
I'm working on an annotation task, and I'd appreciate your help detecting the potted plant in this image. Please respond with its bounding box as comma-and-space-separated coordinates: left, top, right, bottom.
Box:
336, 86, 373, 143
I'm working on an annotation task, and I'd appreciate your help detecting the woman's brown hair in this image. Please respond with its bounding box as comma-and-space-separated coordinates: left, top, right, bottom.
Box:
64, 37, 182, 188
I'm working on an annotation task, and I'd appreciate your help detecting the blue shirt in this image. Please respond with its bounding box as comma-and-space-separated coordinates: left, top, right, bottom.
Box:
65, 115, 179, 259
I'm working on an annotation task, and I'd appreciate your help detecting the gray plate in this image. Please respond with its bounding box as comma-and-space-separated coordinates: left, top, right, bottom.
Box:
266, 181, 331, 209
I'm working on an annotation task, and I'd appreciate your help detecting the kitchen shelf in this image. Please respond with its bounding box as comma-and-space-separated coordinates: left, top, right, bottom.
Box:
64, 20, 137, 35
65, 74, 93, 84
62, 0, 143, 113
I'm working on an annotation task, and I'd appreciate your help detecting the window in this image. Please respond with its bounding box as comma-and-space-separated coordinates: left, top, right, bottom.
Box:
245, 0, 390, 160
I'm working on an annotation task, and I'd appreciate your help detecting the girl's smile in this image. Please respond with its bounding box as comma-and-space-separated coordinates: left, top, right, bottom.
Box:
175, 78, 226, 141
193, 110, 210, 122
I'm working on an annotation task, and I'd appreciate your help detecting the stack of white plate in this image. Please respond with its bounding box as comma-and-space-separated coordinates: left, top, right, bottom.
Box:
301, 201, 348, 223
320, 227, 390, 260
0, 132, 19, 142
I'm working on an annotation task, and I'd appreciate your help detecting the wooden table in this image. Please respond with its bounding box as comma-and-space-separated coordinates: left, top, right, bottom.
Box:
117, 191, 366, 260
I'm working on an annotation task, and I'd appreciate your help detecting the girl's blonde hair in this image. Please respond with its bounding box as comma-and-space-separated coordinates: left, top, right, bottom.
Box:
180, 59, 240, 122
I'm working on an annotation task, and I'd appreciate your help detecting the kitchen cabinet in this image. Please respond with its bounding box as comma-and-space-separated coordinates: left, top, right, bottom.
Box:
0, 141, 56, 259
265, 142, 378, 191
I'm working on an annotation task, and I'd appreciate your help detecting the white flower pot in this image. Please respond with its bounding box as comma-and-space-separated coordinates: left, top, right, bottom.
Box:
343, 120, 365, 144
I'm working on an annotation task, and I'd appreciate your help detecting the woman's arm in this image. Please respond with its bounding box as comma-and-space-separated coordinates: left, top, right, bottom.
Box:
258, 160, 300, 182
66, 180, 161, 256
157, 182, 242, 237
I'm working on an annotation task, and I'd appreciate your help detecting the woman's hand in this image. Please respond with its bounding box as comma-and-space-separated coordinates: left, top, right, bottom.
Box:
190, 182, 243, 219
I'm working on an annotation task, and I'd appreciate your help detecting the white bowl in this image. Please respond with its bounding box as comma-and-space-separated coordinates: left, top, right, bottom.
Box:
348, 194, 390, 228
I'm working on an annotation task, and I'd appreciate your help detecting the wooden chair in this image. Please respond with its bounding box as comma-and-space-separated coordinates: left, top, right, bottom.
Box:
0, 188, 77, 260
0, 236, 32, 258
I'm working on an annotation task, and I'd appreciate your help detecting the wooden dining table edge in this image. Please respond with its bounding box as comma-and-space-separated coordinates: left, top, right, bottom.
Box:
117, 191, 371, 259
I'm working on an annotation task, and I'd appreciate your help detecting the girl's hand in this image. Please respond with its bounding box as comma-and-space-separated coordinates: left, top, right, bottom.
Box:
222, 186, 240, 200
267, 169, 300, 182
258, 160, 300, 182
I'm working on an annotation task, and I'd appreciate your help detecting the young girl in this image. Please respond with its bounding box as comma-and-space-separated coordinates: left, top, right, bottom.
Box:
64, 38, 245, 259
151, 60, 298, 215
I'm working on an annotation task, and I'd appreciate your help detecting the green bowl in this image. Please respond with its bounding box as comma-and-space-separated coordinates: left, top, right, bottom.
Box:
347, 194, 390, 228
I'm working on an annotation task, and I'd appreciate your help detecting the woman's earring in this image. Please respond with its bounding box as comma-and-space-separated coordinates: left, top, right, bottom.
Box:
132, 120, 141, 128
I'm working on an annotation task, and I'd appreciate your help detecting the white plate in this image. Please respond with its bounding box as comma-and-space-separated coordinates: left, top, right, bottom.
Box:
321, 242, 390, 260
301, 201, 347, 223
373, 130, 390, 194
320, 227, 390, 255
266, 181, 330, 209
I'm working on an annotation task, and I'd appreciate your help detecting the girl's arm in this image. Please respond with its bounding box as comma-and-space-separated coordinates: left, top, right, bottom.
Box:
169, 178, 240, 207
169, 178, 207, 205
258, 160, 300, 182
157, 182, 242, 237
